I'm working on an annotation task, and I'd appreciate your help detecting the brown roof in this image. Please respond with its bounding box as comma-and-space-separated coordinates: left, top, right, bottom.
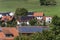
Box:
33, 12, 44, 16
2, 27, 19, 37
2, 28, 11, 34
1, 16, 13, 21
0, 32, 5, 39
9, 28, 19, 37
0, 27, 19, 40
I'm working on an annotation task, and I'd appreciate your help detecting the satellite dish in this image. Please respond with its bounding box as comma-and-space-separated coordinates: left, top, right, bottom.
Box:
9, 12, 14, 16
0, 14, 2, 18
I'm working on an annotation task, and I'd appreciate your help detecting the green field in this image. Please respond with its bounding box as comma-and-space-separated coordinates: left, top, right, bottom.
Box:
0, 0, 60, 16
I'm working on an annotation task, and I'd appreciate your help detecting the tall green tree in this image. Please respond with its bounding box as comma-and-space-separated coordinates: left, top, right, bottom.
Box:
52, 15, 60, 26
30, 31, 55, 40
51, 15, 60, 40
15, 8, 28, 16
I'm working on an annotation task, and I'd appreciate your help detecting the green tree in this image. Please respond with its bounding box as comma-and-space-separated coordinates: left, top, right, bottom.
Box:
0, 21, 2, 26
51, 16, 60, 40
14, 36, 19, 40
30, 30, 55, 40
1, 22, 6, 27
29, 18, 37, 26
14, 31, 56, 40
52, 15, 60, 26
15, 8, 28, 16
14, 34, 29, 40
43, 20, 46, 26
40, 0, 56, 5
7, 17, 17, 27
40, 0, 46, 5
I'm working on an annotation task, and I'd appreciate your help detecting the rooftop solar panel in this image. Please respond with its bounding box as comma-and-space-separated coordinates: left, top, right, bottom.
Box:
20, 16, 34, 22
27, 12, 34, 15
18, 27, 49, 33
0, 12, 10, 16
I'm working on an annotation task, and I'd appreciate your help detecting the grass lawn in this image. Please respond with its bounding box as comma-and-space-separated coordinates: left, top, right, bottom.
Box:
0, 0, 60, 16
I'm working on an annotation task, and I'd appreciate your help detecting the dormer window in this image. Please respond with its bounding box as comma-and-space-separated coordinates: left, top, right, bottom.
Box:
49, 18, 50, 20
6, 14, 8, 16
5, 33, 14, 37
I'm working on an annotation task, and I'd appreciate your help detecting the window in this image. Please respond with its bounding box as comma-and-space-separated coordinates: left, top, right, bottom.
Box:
49, 21, 50, 23
5, 34, 14, 37
49, 18, 50, 20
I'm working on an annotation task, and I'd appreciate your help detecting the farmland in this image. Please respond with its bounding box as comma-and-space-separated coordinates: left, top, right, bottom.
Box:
0, 0, 60, 16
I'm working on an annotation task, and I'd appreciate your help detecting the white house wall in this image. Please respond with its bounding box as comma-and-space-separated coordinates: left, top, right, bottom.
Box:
17, 21, 30, 25
46, 17, 52, 23
36, 16, 43, 20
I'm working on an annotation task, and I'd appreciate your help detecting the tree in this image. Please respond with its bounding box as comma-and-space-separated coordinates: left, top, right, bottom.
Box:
14, 30, 56, 40
52, 15, 60, 26
29, 18, 37, 26
43, 20, 46, 26
40, 0, 56, 5
15, 8, 28, 16
0, 21, 2, 26
50, 25, 60, 40
14, 34, 29, 40
45, 0, 56, 5
14, 36, 19, 40
52, 15, 60, 35
7, 17, 17, 27
40, 0, 46, 5
1, 22, 6, 27
51, 15, 60, 40
30, 30, 55, 40
21, 22, 27, 26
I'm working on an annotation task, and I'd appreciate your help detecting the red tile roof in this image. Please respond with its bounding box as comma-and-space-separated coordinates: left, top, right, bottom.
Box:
0, 27, 19, 40
2, 28, 11, 34
10, 28, 19, 37
0, 32, 5, 39
2, 27, 19, 37
33, 12, 44, 16
1, 16, 13, 21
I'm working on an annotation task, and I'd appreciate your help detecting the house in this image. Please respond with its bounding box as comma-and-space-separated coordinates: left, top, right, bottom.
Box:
0, 27, 19, 40
17, 12, 52, 26
17, 26, 49, 34
17, 16, 34, 26
0, 12, 14, 21
33, 12, 44, 20
45, 16, 52, 23
27, 12, 34, 16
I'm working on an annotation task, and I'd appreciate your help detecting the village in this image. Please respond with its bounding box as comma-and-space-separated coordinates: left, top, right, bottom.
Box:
0, 0, 60, 40
0, 10, 52, 40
